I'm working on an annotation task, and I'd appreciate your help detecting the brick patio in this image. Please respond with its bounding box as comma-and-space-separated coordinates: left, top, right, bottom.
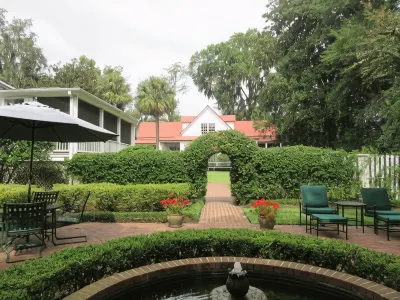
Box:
0, 182, 399, 268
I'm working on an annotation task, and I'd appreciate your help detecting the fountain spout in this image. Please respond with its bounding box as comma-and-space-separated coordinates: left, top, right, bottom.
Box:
226, 262, 250, 299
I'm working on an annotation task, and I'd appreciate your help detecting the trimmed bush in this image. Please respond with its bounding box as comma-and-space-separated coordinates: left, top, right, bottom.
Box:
66, 150, 188, 185
184, 130, 259, 198
240, 146, 360, 202
68, 200, 204, 223
184, 131, 359, 204
0, 183, 191, 212
0, 229, 399, 299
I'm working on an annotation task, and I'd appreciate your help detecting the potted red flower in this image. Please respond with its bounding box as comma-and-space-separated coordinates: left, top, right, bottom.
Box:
160, 192, 191, 228
250, 199, 280, 230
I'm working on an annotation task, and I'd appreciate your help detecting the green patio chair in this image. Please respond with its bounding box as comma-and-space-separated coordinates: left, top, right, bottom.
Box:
300, 185, 336, 232
32, 191, 59, 205
361, 188, 400, 234
54, 191, 91, 244
2, 202, 46, 263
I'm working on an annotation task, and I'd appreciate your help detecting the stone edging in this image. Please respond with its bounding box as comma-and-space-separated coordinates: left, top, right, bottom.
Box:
64, 257, 400, 300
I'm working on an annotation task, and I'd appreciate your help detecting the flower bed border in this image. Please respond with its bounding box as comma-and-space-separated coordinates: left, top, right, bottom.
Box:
65, 257, 400, 300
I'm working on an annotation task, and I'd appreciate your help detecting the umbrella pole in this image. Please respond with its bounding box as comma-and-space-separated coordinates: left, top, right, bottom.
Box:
27, 123, 36, 203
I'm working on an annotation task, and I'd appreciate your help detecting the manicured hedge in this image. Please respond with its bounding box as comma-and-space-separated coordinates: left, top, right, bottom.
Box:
0, 229, 399, 299
0, 183, 191, 212
184, 130, 259, 198
66, 149, 188, 185
68, 200, 204, 223
235, 146, 360, 202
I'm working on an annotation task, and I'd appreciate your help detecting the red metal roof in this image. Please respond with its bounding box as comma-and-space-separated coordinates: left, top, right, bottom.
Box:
136, 115, 276, 144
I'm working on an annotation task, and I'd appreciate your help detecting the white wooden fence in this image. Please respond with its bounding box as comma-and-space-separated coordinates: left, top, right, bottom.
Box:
357, 154, 400, 198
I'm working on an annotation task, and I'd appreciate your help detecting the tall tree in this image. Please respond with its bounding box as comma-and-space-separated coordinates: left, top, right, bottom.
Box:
189, 29, 276, 120
135, 76, 176, 149
163, 62, 189, 121
258, 0, 398, 150
0, 9, 47, 88
96, 66, 133, 110
52, 55, 101, 94
52, 57, 134, 110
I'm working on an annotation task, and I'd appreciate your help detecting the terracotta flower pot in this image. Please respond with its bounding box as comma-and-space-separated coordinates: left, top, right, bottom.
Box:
258, 216, 275, 230
167, 214, 184, 228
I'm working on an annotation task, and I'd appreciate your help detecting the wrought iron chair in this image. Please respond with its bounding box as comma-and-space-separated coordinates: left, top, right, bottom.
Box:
32, 191, 59, 241
2, 202, 46, 263
54, 191, 91, 244
32, 191, 59, 205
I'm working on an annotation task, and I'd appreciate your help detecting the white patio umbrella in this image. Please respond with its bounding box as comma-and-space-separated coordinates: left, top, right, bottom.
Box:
0, 101, 118, 201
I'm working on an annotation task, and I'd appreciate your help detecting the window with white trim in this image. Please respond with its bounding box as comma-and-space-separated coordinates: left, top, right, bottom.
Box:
201, 123, 216, 134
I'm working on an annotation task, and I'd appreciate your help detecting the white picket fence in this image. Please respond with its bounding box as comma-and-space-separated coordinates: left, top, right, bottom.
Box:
357, 154, 400, 198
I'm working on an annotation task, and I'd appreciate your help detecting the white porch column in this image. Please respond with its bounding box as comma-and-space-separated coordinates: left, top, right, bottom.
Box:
24, 97, 34, 103
279, 143, 282, 147
69, 95, 79, 159
117, 117, 121, 144
0, 97, 4, 106
99, 109, 105, 153
265, 143, 268, 148
131, 124, 135, 145
179, 142, 185, 151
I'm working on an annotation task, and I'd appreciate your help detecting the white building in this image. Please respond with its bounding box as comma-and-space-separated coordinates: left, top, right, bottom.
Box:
136, 105, 278, 151
0, 81, 136, 161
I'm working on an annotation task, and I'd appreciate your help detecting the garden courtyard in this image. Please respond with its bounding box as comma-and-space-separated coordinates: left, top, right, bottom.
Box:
1, 171, 398, 270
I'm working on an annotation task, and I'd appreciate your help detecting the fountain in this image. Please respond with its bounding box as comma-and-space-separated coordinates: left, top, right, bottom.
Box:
210, 262, 267, 300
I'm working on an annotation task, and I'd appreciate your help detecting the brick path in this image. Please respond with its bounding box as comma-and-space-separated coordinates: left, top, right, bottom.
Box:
0, 182, 399, 268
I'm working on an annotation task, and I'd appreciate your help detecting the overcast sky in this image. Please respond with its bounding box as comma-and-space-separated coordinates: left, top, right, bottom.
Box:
0, 0, 267, 115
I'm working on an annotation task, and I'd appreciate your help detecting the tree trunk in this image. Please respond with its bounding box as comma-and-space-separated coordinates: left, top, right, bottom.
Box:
156, 114, 160, 150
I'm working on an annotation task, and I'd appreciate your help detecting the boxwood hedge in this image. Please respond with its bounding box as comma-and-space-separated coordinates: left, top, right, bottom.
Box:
66, 149, 188, 185
184, 131, 360, 203
0, 229, 398, 299
0, 182, 191, 212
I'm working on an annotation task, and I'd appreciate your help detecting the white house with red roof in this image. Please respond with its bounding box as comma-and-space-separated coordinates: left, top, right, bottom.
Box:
136, 106, 279, 151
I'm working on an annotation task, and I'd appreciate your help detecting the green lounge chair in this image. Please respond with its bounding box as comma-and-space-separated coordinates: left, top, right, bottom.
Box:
300, 185, 336, 232
361, 188, 400, 234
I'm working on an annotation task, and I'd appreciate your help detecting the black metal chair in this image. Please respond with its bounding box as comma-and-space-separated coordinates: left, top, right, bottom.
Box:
32, 191, 59, 205
2, 202, 47, 263
32, 191, 59, 241
54, 191, 91, 244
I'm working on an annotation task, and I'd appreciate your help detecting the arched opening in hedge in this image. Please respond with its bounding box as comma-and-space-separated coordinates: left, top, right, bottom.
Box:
183, 130, 259, 201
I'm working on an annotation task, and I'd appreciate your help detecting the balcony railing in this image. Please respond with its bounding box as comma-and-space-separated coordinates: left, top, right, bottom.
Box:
55, 141, 130, 153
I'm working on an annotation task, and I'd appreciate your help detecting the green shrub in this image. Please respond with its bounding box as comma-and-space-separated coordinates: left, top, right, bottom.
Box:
0, 183, 191, 212
119, 145, 155, 153
68, 200, 204, 223
66, 150, 188, 185
0, 229, 399, 299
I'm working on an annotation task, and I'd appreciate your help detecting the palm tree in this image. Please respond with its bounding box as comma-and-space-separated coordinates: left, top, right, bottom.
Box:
135, 76, 176, 150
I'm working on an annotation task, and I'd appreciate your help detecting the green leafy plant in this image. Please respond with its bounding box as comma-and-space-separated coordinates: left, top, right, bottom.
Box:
0, 229, 399, 299
66, 150, 188, 185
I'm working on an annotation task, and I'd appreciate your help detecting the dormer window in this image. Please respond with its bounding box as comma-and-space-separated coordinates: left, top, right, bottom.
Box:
201, 123, 216, 134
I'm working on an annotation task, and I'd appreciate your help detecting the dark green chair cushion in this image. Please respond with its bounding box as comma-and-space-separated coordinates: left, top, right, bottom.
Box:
365, 210, 400, 217
301, 185, 329, 207
311, 213, 347, 223
376, 215, 400, 223
361, 188, 391, 210
302, 207, 336, 214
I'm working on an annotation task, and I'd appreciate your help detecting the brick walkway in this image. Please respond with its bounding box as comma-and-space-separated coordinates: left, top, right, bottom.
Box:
0, 182, 399, 268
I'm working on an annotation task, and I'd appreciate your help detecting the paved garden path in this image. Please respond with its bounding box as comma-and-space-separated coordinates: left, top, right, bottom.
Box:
199, 182, 251, 228
0, 182, 399, 268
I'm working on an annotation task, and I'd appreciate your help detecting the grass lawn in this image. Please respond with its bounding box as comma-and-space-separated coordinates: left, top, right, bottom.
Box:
243, 205, 374, 226
207, 171, 230, 185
